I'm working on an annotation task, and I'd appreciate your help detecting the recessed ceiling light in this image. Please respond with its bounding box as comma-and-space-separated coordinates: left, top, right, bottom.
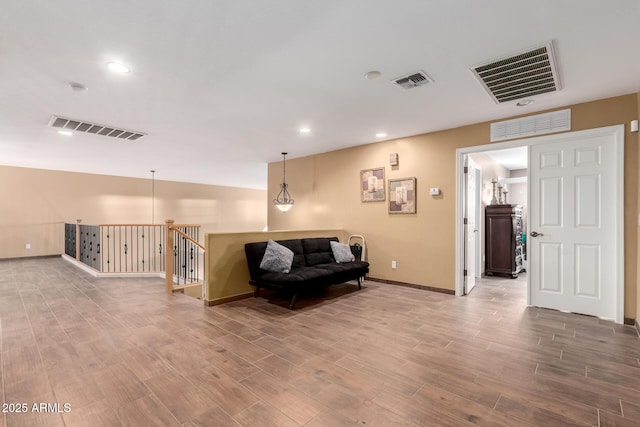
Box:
57, 130, 73, 136
106, 62, 130, 73
299, 127, 311, 134
365, 71, 382, 80
376, 132, 387, 138
516, 99, 534, 107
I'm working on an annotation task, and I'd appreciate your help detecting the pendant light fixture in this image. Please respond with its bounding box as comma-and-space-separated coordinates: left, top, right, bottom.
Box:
273, 152, 294, 212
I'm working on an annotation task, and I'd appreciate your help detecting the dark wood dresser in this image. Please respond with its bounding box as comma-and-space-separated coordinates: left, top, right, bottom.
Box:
485, 204, 523, 278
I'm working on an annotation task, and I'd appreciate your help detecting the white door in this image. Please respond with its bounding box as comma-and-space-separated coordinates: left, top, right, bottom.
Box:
464, 160, 479, 294
529, 126, 624, 322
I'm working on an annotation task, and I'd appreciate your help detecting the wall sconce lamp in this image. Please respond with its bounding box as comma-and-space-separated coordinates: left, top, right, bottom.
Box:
273, 152, 294, 212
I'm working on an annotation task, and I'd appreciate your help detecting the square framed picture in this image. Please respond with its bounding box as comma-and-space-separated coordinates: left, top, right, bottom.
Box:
360, 167, 385, 202
388, 177, 416, 214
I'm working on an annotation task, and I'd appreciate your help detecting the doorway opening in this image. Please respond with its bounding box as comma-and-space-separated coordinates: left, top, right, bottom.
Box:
464, 147, 528, 295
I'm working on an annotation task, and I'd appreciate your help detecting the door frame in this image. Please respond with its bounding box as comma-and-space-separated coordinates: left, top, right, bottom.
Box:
454, 125, 624, 323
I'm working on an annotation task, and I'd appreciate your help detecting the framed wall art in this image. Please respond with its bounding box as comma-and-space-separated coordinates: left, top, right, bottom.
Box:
360, 167, 385, 202
388, 177, 416, 214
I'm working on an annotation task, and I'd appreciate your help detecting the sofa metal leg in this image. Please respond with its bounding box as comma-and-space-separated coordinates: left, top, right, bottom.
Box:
357, 277, 362, 290
289, 293, 298, 310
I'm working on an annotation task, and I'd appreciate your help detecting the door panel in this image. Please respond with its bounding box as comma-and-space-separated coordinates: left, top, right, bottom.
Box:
539, 242, 562, 293
575, 175, 600, 227
574, 244, 599, 297
540, 177, 562, 227
529, 127, 622, 321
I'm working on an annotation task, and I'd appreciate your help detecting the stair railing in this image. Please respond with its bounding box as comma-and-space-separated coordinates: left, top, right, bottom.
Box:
64, 219, 205, 297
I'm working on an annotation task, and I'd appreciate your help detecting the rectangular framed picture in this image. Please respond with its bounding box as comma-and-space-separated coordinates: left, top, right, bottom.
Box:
388, 177, 416, 214
360, 167, 385, 202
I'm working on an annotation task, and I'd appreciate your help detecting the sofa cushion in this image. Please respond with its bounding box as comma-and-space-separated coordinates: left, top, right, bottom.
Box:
258, 266, 334, 285
302, 237, 338, 266
273, 239, 306, 269
260, 240, 294, 273
316, 261, 369, 272
315, 261, 369, 285
330, 241, 355, 263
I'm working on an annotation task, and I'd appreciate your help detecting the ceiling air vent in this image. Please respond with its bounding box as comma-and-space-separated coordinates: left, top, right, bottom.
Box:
392, 70, 433, 90
490, 109, 571, 142
471, 41, 561, 103
48, 116, 147, 141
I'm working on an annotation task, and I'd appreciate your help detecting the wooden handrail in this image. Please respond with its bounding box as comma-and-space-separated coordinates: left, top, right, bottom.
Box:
99, 223, 165, 227
98, 223, 202, 227
170, 227, 205, 251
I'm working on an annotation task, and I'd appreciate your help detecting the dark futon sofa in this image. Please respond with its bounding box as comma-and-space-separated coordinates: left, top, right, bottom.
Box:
244, 237, 369, 309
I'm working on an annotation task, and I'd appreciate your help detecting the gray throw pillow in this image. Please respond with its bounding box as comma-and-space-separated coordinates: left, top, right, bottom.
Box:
260, 240, 294, 273
330, 241, 355, 263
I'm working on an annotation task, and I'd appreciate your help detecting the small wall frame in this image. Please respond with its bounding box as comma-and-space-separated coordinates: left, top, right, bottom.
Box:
388, 177, 416, 214
360, 167, 386, 202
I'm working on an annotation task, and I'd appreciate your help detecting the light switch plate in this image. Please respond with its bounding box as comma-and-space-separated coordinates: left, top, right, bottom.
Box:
429, 187, 441, 196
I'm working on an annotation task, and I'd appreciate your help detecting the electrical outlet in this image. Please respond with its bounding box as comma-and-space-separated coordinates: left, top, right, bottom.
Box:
391, 260, 397, 269
25, 243, 31, 249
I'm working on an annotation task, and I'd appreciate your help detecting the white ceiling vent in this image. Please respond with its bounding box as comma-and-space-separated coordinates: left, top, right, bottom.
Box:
392, 70, 433, 90
48, 116, 147, 141
471, 41, 561, 103
490, 109, 571, 142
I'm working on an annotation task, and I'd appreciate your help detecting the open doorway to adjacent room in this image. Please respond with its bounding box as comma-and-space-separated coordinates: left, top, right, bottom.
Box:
463, 146, 528, 295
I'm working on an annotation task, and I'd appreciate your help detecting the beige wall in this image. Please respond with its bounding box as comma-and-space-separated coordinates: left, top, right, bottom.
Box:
268, 94, 640, 319
0, 166, 267, 258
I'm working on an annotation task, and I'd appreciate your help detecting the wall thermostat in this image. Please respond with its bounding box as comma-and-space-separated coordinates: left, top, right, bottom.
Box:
429, 187, 441, 196
390, 153, 399, 166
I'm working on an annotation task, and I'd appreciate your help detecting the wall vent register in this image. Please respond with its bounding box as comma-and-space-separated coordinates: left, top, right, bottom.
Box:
490, 109, 570, 142
48, 116, 147, 141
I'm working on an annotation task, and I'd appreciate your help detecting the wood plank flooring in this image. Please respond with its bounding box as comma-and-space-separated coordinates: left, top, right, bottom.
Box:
1, 257, 639, 426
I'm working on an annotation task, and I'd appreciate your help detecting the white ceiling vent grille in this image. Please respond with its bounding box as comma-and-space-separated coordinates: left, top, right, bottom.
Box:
471, 41, 561, 103
48, 116, 147, 141
392, 70, 433, 90
490, 109, 571, 142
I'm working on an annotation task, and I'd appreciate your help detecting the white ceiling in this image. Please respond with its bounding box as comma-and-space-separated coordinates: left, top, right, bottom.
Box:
1, 0, 639, 189
484, 146, 528, 171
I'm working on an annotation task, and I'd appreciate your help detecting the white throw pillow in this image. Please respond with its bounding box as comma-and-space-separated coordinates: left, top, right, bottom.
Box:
260, 240, 294, 273
330, 241, 355, 263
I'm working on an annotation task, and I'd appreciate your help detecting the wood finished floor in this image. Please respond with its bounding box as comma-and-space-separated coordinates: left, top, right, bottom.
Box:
1, 257, 639, 427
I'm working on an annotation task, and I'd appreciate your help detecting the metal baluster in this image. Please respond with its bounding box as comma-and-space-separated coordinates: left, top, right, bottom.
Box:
106, 226, 111, 272
125, 226, 129, 273
173, 238, 178, 285
181, 231, 185, 283
138, 225, 144, 271
159, 225, 162, 272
